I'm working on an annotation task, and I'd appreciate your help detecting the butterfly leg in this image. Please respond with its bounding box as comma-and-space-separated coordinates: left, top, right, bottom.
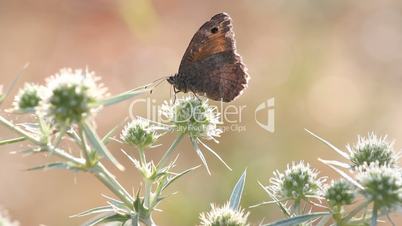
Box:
190, 90, 202, 102
173, 86, 180, 104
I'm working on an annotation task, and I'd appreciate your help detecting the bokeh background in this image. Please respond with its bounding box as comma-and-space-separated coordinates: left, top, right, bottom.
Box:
1, 0, 402, 225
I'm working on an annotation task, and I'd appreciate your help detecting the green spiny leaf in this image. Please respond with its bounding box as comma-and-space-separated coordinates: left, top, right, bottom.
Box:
190, 137, 211, 175
261, 212, 331, 226
82, 122, 125, 171
26, 162, 82, 172
99, 85, 153, 107
229, 169, 247, 210
83, 214, 130, 226
101, 124, 120, 145
71, 206, 113, 218
161, 165, 201, 191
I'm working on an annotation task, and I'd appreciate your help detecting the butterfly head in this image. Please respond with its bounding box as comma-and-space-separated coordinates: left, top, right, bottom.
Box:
167, 73, 189, 93
167, 74, 177, 85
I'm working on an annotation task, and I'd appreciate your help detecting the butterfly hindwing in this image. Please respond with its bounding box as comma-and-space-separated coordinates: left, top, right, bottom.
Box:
180, 51, 247, 102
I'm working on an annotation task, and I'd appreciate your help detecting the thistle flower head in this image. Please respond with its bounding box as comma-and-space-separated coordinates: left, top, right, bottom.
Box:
199, 203, 249, 226
357, 163, 402, 211
12, 83, 43, 112
161, 96, 222, 141
269, 161, 326, 201
325, 180, 356, 208
347, 133, 399, 169
120, 118, 161, 149
41, 68, 107, 126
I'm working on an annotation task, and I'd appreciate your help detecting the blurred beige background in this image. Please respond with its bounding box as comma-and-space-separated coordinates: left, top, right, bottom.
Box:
0, 0, 402, 225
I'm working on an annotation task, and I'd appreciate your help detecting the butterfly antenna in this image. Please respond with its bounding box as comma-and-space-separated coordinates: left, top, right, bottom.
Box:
150, 76, 169, 89
144, 76, 169, 94
154, 76, 169, 88
154, 76, 169, 85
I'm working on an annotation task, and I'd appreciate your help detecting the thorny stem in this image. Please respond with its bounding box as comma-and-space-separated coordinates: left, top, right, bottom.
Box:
78, 124, 91, 163
52, 126, 66, 148
331, 206, 343, 225
92, 163, 134, 207
371, 205, 378, 226
293, 199, 301, 215
343, 199, 372, 223
142, 217, 157, 226
150, 181, 164, 210
144, 178, 152, 209
139, 147, 147, 166
138, 147, 152, 209
141, 134, 186, 224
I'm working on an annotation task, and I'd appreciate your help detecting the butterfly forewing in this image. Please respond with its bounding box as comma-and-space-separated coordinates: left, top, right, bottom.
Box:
172, 12, 249, 102
179, 13, 235, 67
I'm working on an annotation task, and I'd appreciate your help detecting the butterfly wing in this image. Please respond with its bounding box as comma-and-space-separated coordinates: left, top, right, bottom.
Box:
178, 13, 249, 102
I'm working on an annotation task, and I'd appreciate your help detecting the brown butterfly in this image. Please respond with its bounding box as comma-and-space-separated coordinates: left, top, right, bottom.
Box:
167, 12, 249, 102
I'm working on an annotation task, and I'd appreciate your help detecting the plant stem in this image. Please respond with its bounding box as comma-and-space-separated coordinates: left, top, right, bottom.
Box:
0, 136, 26, 145
294, 199, 301, 215
157, 134, 184, 169
142, 217, 157, 226
144, 178, 152, 209
343, 199, 372, 223
78, 124, 91, 163
93, 163, 134, 207
138, 147, 152, 209
371, 205, 378, 226
78, 123, 133, 207
52, 127, 66, 148
139, 148, 146, 166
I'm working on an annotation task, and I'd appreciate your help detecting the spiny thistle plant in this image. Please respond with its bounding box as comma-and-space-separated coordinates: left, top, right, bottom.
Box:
0, 68, 230, 226
1, 69, 402, 226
